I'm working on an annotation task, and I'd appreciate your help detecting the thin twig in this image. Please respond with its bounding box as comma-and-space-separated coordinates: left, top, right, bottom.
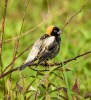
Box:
35, 74, 48, 100
1, 43, 33, 75
10, 40, 17, 79
65, 55, 87, 68
29, 51, 91, 67
1, 0, 50, 74
15, 0, 30, 54
12, 86, 17, 91
61, 0, 90, 31
0, 50, 91, 79
0, 0, 90, 79
0, 0, 8, 99
25, 79, 36, 92
0, 0, 8, 71
29, 66, 49, 71
63, 51, 91, 65
0, 67, 19, 79
57, 94, 68, 100
9, 0, 30, 79
2, 0, 50, 43
48, 87, 62, 94
2, 20, 46, 43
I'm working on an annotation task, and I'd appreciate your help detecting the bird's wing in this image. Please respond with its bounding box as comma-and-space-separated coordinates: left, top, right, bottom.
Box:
19, 34, 56, 70
36, 38, 59, 66
19, 34, 50, 71
24, 34, 49, 64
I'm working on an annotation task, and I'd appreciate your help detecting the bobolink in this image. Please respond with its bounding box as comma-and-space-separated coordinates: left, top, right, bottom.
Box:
19, 25, 62, 71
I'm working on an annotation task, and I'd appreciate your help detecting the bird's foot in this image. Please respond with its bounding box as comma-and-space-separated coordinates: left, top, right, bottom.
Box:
44, 62, 51, 70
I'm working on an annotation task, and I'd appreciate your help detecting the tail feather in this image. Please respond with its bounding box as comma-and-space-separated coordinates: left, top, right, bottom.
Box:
19, 62, 30, 71
19, 59, 36, 71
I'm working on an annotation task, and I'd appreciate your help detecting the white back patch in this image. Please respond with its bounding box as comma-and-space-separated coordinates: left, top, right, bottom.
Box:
43, 36, 55, 47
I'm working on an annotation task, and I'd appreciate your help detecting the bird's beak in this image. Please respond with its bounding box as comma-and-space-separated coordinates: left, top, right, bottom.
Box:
57, 31, 63, 34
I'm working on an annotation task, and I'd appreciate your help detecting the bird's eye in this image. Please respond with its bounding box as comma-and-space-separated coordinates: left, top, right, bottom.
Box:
54, 30, 57, 33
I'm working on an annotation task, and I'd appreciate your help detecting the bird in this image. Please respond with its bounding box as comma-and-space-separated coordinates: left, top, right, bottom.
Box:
19, 25, 62, 71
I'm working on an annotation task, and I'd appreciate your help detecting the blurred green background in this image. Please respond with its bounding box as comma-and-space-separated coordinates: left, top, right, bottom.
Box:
0, 0, 91, 99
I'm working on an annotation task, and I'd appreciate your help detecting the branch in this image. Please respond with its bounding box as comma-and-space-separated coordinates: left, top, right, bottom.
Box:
35, 74, 48, 100
15, 0, 30, 53
10, 0, 30, 79
29, 50, 91, 67
0, 0, 90, 79
2, 0, 50, 43
1, 0, 50, 75
1, 0, 89, 43
0, 0, 8, 71
61, 0, 90, 31
0, 0, 8, 98
1, 43, 34, 75
0, 50, 91, 79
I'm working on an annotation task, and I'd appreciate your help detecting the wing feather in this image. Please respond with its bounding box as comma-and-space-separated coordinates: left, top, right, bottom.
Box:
36, 38, 59, 66
19, 34, 57, 70
19, 34, 50, 70
24, 34, 50, 64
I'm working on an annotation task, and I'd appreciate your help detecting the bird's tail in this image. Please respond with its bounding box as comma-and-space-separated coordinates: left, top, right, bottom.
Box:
19, 62, 31, 71
19, 58, 36, 71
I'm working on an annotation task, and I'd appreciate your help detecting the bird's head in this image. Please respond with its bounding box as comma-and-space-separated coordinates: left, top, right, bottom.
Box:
46, 25, 62, 36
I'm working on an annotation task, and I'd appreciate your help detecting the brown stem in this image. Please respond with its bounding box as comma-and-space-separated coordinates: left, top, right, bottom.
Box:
2, 0, 50, 43
35, 74, 48, 100
1, 43, 33, 75
9, 0, 30, 79
0, 50, 91, 79
0, 0, 8, 72
61, 0, 90, 31
0, 0, 8, 99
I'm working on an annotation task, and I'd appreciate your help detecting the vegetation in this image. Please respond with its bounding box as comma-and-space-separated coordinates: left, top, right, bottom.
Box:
0, 0, 91, 99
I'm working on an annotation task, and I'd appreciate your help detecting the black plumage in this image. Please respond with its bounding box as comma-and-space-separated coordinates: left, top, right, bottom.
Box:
19, 26, 62, 71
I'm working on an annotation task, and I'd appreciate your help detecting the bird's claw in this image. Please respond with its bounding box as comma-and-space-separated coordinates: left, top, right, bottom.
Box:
44, 62, 51, 70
